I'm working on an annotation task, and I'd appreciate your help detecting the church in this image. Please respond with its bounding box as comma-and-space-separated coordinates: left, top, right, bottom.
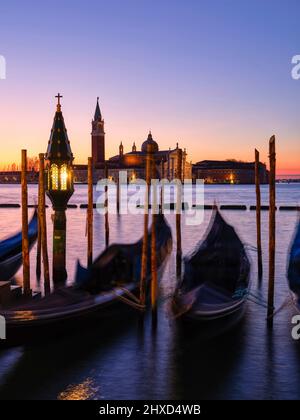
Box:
73, 99, 192, 183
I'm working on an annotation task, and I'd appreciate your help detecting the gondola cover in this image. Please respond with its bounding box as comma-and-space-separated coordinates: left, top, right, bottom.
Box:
173, 209, 250, 323
288, 219, 300, 298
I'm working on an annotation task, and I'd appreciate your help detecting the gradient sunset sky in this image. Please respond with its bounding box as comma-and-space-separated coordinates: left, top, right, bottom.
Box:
0, 0, 299, 174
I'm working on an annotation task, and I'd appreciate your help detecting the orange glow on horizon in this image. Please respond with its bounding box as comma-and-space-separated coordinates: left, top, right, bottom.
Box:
0, 147, 299, 175
0, 98, 299, 175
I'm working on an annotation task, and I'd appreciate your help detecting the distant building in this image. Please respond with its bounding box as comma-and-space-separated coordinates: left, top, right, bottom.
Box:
193, 160, 269, 184
107, 132, 192, 182
0, 170, 38, 184
91, 98, 105, 168
74, 99, 192, 183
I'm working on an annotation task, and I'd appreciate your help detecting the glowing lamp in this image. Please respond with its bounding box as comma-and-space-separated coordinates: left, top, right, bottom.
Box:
45, 94, 74, 283
45, 94, 74, 210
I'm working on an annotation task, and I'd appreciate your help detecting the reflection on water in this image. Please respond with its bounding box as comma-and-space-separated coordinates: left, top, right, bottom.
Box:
171, 319, 247, 399
0, 184, 300, 400
58, 378, 99, 401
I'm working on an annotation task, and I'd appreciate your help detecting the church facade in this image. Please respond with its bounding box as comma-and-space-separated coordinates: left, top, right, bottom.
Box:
74, 99, 192, 183
106, 132, 192, 182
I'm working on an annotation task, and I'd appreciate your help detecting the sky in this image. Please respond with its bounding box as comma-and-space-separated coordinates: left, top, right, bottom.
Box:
0, 0, 299, 174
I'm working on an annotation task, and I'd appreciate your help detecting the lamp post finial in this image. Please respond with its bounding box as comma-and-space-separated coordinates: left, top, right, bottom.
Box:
55, 93, 63, 111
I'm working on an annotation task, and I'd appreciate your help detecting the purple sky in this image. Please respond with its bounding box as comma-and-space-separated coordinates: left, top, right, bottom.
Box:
0, 0, 299, 173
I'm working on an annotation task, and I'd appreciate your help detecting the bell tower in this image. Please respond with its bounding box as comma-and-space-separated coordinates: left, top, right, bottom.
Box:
91, 97, 105, 167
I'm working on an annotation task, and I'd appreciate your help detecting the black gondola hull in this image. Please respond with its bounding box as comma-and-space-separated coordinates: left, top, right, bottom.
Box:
0, 211, 38, 282
176, 302, 247, 340
288, 219, 300, 313
0, 216, 172, 347
173, 209, 250, 335
1, 258, 169, 347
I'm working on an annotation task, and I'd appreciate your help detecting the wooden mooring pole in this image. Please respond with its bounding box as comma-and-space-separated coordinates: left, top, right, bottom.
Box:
104, 163, 110, 248
150, 147, 158, 324
38, 153, 50, 295
21, 149, 31, 297
140, 148, 151, 307
116, 171, 120, 215
36, 211, 42, 279
267, 136, 276, 327
160, 180, 164, 214
87, 157, 93, 267
255, 149, 263, 280
176, 147, 183, 279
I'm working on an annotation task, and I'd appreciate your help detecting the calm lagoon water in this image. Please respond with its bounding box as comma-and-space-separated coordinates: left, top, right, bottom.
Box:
0, 183, 299, 400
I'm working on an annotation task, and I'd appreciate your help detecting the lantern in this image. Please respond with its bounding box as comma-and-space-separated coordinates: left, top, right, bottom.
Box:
45, 94, 74, 283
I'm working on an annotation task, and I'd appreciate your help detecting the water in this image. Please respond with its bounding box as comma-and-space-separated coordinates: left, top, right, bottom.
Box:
0, 184, 300, 400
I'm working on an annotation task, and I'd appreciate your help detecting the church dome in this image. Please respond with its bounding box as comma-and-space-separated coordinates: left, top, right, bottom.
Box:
141, 131, 159, 153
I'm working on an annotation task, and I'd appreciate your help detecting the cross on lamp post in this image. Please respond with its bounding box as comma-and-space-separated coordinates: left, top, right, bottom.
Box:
55, 93, 63, 103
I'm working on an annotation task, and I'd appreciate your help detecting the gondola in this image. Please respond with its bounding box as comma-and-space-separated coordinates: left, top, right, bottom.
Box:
1, 214, 172, 346
172, 209, 250, 334
0, 210, 38, 282
288, 218, 300, 313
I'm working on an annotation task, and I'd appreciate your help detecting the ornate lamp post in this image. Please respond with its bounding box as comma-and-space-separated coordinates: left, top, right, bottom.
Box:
45, 94, 74, 283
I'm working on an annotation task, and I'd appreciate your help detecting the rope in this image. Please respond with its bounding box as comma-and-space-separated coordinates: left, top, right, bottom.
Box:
247, 296, 270, 309
248, 291, 268, 304
172, 302, 194, 319
233, 289, 273, 309
239, 288, 294, 318
113, 292, 146, 311
266, 295, 294, 320
117, 286, 141, 304
157, 285, 294, 319
245, 243, 258, 252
